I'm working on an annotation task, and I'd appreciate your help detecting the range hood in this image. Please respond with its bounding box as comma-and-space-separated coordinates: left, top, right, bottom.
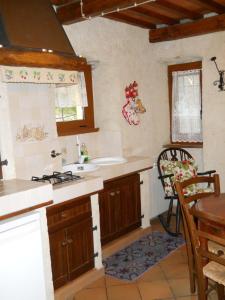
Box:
0, 0, 86, 70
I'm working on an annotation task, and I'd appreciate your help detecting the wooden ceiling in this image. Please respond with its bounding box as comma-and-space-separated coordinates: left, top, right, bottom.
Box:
51, 0, 225, 42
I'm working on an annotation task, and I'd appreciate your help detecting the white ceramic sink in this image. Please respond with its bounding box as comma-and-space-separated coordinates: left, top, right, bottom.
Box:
63, 163, 99, 173
90, 156, 127, 166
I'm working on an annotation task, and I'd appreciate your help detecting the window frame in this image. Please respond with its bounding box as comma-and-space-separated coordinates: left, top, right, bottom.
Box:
168, 61, 203, 147
56, 64, 98, 136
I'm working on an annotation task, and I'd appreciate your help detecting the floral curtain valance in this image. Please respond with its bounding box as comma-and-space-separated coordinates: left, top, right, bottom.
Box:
0, 66, 78, 84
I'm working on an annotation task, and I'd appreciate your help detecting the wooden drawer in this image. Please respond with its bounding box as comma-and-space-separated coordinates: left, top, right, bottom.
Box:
47, 196, 91, 230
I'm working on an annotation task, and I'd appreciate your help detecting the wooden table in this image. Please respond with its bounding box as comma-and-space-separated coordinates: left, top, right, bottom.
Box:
191, 193, 225, 243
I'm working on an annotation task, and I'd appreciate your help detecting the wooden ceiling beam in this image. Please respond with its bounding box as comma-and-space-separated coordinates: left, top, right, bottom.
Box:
132, 5, 177, 25
132, 6, 178, 25
149, 13, 225, 42
105, 12, 156, 29
56, 0, 154, 24
188, 0, 225, 14
154, 0, 202, 20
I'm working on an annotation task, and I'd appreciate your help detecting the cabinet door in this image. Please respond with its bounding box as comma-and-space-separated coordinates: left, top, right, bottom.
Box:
120, 173, 141, 231
66, 217, 94, 280
48, 229, 68, 289
99, 188, 122, 245
99, 173, 141, 245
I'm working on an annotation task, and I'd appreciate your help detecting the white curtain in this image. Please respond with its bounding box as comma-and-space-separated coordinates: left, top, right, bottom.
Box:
55, 72, 88, 108
172, 69, 202, 143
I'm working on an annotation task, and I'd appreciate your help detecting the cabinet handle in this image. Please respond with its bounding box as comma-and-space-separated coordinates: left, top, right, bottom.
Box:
116, 190, 120, 195
109, 192, 115, 197
67, 238, 73, 244
61, 241, 67, 247
60, 212, 67, 218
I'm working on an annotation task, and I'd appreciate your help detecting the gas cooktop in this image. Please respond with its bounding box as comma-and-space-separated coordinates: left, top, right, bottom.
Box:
31, 171, 82, 185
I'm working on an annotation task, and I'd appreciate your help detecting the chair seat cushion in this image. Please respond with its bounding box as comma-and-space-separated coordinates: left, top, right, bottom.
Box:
160, 159, 198, 197
203, 261, 225, 285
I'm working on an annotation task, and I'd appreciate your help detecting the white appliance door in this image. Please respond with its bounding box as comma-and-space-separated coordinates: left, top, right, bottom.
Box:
0, 212, 47, 300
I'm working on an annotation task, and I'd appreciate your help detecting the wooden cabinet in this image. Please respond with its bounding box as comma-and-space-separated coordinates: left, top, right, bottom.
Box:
99, 173, 141, 245
47, 196, 94, 289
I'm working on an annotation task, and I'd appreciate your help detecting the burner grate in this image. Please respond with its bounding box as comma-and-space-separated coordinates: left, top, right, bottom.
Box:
31, 171, 82, 185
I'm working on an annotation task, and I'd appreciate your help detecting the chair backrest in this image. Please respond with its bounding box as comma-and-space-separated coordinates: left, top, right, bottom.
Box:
175, 175, 225, 289
157, 147, 194, 195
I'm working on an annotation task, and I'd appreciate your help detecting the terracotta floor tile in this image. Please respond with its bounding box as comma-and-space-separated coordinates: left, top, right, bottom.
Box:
137, 264, 166, 282
74, 287, 107, 300
138, 279, 174, 300
161, 263, 190, 279
160, 250, 187, 267
105, 275, 130, 287
107, 284, 141, 300
86, 277, 106, 289
168, 278, 194, 297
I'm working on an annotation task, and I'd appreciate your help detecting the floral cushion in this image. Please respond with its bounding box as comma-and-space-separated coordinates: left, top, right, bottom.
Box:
160, 159, 198, 196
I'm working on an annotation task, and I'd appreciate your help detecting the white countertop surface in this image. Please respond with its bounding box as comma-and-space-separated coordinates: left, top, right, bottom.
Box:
0, 179, 53, 219
88, 156, 152, 181
0, 156, 152, 216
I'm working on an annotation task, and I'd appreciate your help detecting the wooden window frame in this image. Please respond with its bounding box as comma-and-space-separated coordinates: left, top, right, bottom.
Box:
56, 64, 98, 136
168, 61, 203, 148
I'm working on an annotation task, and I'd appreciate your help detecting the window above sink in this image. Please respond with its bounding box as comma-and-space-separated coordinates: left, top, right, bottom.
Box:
55, 64, 99, 136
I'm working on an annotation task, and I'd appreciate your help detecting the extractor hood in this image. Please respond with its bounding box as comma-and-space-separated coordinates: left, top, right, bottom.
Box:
0, 0, 86, 70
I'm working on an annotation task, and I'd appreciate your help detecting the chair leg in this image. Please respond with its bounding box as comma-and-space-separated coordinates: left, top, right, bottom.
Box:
216, 283, 225, 300
186, 246, 196, 293
158, 198, 181, 236
166, 199, 174, 226
175, 201, 181, 235
196, 275, 207, 300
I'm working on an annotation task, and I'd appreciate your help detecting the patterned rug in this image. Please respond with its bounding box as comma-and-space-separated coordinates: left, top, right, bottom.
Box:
103, 231, 185, 281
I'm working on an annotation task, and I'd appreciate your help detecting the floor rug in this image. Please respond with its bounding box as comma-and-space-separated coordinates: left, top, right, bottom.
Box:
103, 231, 185, 281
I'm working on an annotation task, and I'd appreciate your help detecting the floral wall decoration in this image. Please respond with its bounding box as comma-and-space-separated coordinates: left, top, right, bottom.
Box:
122, 81, 146, 125
16, 124, 48, 142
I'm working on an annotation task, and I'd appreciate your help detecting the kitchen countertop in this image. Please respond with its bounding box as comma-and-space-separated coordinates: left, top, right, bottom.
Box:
52, 156, 152, 205
0, 179, 53, 220
0, 156, 152, 215
53, 176, 103, 205
89, 156, 152, 181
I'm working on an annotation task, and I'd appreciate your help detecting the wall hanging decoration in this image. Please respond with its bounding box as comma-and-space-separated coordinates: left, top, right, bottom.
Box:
122, 81, 146, 125
210, 57, 225, 91
16, 124, 48, 142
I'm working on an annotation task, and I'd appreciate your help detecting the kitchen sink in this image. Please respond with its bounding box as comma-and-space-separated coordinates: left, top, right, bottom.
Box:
62, 163, 99, 173
90, 156, 127, 166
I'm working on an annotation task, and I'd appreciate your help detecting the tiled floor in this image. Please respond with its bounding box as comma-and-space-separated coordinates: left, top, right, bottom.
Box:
73, 219, 217, 300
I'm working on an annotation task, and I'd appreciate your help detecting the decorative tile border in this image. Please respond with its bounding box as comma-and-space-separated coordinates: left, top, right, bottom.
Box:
0, 66, 78, 84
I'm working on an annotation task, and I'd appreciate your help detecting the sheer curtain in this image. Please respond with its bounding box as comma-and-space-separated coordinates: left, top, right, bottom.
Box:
55, 72, 88, 108
172, 69, 202, 143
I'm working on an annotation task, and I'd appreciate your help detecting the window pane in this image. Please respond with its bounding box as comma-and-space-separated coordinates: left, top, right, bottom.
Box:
55, 84, 84, 122
172, 69, 202, 143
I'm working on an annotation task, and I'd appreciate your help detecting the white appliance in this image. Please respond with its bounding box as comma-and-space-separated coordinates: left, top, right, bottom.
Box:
0, 212, 47, 300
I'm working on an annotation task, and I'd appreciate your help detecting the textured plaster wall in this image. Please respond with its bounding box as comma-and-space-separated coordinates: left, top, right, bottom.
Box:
148, 32, 225, 190
64, 19, 225, 188
62, 18, 168, 163
1, 17, 225, 190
